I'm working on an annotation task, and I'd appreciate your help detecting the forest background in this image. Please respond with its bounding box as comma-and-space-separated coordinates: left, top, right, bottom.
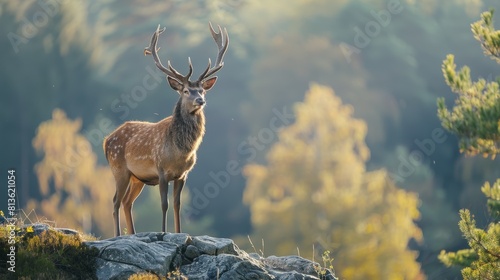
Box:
2, 0, 500, 279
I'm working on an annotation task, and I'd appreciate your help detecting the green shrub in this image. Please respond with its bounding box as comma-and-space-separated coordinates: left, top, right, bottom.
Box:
0, 222, 99, 280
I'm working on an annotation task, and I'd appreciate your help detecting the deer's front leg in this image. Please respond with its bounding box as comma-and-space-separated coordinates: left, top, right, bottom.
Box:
173, 178, 185, 233
159, 175, 169, 232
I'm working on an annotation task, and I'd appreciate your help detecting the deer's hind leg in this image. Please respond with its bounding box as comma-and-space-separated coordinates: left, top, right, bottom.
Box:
122, 176, 145, 235
112, 170, 132, 237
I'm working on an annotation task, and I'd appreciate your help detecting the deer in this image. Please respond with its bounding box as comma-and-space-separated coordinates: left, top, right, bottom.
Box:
103, 23, 228, 237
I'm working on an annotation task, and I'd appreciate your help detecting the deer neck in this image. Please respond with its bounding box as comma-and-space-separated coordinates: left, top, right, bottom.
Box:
168, 99, 206, 152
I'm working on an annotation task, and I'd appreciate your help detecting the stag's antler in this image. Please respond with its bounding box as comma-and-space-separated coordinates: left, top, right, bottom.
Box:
144, 23, 228, 83
198, 22, 229, 81
144, 25, 193, 83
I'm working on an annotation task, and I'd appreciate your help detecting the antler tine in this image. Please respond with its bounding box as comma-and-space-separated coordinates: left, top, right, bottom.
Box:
211, 23, 229, 66
145, 25, 166, 53
198, 58, 212, 81
186, 57, 193, 80
144, 25, 190, 82
198, 22, 229, 81
144, 25, 167, 70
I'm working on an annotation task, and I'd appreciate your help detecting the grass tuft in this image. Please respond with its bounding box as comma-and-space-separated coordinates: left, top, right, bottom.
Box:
0, 210, 99, 279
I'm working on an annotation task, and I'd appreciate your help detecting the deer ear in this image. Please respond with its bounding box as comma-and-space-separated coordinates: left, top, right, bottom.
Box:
167, 76, 183, 91
201, 77, 218, 91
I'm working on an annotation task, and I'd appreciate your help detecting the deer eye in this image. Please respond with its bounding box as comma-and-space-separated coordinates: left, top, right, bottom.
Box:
183, 89, 189, 95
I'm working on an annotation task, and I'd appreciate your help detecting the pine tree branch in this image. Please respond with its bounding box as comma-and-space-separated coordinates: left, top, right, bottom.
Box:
460, 210, 500, 260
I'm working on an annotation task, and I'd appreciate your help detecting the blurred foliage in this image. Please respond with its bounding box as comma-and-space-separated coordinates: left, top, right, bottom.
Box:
438, 9, 500, 279
29, 109, 115, 237
242, 84, 424, 280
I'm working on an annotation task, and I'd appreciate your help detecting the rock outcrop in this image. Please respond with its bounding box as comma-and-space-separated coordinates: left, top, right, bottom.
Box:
84, 232, 337, 280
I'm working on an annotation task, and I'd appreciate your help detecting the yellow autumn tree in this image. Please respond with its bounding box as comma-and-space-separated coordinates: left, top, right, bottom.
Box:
29, 109, 115, 237
243, 84, 424, 280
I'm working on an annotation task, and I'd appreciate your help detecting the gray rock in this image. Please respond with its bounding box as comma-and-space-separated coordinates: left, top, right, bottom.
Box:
181, 254, 272, 280
56, 227, 80, 235
21, 223, 79, 236
21, 223, 337, 279
86, 233, 181, 280
82, 232, 337, 280
24, 223, 50, 235
162, 232, 191, 246
264, 255, 336, 280
185, 244, 201, 260
264, 255, 320, 275
191, 235, 239, 255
